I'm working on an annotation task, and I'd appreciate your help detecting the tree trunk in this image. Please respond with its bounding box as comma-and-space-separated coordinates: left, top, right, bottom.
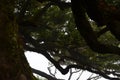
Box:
0, 1, 35, 80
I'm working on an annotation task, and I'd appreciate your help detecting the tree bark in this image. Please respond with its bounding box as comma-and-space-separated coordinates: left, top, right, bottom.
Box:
0, 1, 35, 80
71, 0, 120, 55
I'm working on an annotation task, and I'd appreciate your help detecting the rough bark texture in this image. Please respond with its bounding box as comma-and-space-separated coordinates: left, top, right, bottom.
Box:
0, 1, 35, 80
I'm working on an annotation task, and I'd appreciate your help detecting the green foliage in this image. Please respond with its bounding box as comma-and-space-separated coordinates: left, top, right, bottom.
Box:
105, 0, 120, 7
18, 0, 120, 79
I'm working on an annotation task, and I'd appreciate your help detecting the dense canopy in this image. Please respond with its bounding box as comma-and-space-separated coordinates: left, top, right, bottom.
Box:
17, 0, 120, 79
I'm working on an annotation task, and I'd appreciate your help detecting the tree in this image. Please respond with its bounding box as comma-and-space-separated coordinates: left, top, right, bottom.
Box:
1, 0, 120, 80
0, 0, 36, 80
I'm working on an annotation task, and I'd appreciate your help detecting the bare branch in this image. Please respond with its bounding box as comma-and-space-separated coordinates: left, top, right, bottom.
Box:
31, 68, 61, 80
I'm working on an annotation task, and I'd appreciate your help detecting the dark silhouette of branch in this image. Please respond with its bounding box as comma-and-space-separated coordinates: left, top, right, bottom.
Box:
77, 70, 84, 80
97, 27, 109, 37
68, 69, 81, 80
25, 45, 120, 80
25, 46, 80, 75
21, 31, 120, 79
20, 29, 120, 79
17, 0, 120, 80
107, 20, 120, 41
71, 0, 120, 55
83, 0, 105, 26
20, 25, 120, 79
87, 75, 101, 80
47, 65, 57, 78
31, 68, 61, 80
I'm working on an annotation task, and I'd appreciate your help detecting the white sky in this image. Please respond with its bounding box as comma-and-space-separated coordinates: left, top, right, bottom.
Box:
25, 51, 107, 80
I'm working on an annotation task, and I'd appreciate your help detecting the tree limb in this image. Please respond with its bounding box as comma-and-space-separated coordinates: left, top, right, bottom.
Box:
71, 0, 120, 55
31, 68, 61, 80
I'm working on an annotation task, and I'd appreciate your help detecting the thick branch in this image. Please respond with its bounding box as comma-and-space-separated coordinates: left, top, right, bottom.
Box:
25, 46, 82, 74
97, 27, 109, 37
22, 28, 120, 79
107, 20, 120, 41
71, 0, 120, 55
25, 46, 119, 79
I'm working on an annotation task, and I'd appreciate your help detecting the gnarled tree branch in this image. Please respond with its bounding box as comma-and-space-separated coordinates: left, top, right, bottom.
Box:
71, 0, 120, 55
